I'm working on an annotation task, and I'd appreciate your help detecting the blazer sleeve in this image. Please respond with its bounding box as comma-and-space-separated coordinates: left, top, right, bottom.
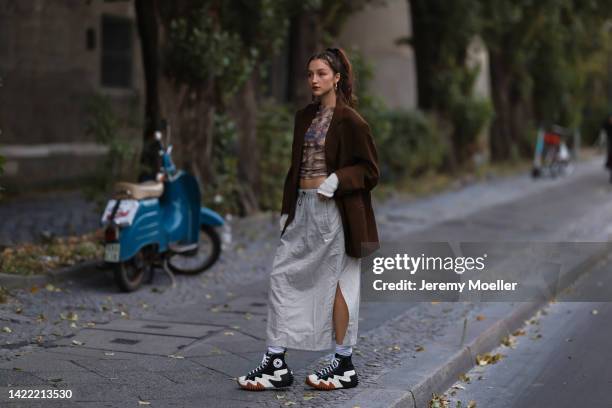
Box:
281, 110, 300, 214
334, 118, 380, 196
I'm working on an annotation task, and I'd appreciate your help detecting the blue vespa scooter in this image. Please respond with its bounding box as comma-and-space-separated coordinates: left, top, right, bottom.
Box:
100, 122, 225, 292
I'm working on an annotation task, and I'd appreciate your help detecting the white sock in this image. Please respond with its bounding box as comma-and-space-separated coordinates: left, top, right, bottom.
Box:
335, 344, 352, 357
267, 345, 286, 354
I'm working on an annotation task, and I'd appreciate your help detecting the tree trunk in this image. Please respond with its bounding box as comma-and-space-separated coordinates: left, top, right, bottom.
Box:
488, 51, 515, 161
288, 11, 322, 106
135, 0, 217, 193
409, 0, 436, 111
488, 51, 533, 162
134, 0, 162, 180
156, 75, 216, 194
230, 74, 260, 215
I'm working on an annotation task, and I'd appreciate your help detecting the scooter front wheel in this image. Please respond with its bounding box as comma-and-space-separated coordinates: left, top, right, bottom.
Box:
166, 225, 221, 275
113, 249, 152, 292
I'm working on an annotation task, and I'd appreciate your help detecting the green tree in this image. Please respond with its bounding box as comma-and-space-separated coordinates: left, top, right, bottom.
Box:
134, 0, 294, 214
480, 0, 612, 160
410, 0, 612, 163
408, 0, 492, 169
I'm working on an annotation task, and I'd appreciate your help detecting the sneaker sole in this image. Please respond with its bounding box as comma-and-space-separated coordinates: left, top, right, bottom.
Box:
305, 376, 344, 391
305, 375, 359, 391
237, 374, 294, 391
238, 382, 294, 391
238, 381, 266, 391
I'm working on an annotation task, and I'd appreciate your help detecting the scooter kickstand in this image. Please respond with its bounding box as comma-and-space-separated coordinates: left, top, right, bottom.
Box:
162, 259, 177, 288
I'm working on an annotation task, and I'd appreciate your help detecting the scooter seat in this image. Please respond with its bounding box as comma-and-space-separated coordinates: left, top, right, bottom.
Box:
113, 181, 164, 200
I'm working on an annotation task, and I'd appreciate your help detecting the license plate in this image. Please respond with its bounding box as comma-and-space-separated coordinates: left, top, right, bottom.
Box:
104, 243, 120, 263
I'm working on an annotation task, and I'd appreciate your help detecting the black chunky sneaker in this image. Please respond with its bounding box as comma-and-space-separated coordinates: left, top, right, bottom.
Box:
237, 351, 294, 391
305, 353, 359, 390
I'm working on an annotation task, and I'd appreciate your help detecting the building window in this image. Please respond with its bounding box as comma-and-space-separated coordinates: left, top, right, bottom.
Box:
86, 28, 96, 51
101, 15, 132, 88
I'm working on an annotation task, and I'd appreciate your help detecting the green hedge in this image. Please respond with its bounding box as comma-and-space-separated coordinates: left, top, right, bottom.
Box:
450, 96, 494, 163
367, 108, 447, 181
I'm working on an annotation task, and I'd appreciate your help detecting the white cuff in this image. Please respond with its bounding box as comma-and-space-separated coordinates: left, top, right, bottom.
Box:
280, 213, 288, 231
317, 173, 339, 197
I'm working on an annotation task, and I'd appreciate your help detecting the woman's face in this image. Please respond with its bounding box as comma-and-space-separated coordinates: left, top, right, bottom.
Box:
308, 59, 339, 98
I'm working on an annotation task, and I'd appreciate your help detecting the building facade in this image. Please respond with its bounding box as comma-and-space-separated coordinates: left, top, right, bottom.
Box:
0, 0, 143, 190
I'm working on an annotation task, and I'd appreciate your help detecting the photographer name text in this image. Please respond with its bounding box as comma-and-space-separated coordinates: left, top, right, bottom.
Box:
372, 279, 518, 292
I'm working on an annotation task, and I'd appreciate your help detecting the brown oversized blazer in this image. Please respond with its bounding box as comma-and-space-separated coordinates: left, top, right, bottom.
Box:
280, 95, 380, 258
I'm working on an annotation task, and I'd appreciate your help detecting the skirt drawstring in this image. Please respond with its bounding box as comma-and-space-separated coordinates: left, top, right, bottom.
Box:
297, 190, 306, 206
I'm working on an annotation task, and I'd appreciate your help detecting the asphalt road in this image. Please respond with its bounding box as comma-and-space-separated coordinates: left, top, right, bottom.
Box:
445, 251, 612, 408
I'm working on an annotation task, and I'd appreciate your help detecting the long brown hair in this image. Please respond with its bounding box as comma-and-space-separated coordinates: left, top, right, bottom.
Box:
307, 47, 357, 108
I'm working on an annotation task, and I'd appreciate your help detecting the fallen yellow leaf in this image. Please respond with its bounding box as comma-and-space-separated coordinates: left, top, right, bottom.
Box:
475, 353, 504, 366
501, 335, 517, 348
459, 373, 471, 383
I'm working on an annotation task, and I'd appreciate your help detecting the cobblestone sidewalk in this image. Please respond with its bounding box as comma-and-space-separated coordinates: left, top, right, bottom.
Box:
0, 191, 100, 248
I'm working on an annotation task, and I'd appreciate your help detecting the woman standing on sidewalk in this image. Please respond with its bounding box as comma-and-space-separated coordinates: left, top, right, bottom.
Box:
237, 47, 380, 391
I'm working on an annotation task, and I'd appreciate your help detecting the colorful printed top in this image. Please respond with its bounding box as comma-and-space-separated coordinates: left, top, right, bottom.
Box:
299, 104, 334, 179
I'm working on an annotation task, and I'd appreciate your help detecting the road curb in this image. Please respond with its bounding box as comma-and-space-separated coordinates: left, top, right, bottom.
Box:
342, 243, 612, 408
0, 260, 102, 290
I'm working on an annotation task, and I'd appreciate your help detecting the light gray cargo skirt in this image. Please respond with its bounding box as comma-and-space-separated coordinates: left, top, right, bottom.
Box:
266, 188, 362, 351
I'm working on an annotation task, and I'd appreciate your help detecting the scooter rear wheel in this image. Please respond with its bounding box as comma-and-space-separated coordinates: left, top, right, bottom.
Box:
166, 225, 221, 275
113, 249, 152, 292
